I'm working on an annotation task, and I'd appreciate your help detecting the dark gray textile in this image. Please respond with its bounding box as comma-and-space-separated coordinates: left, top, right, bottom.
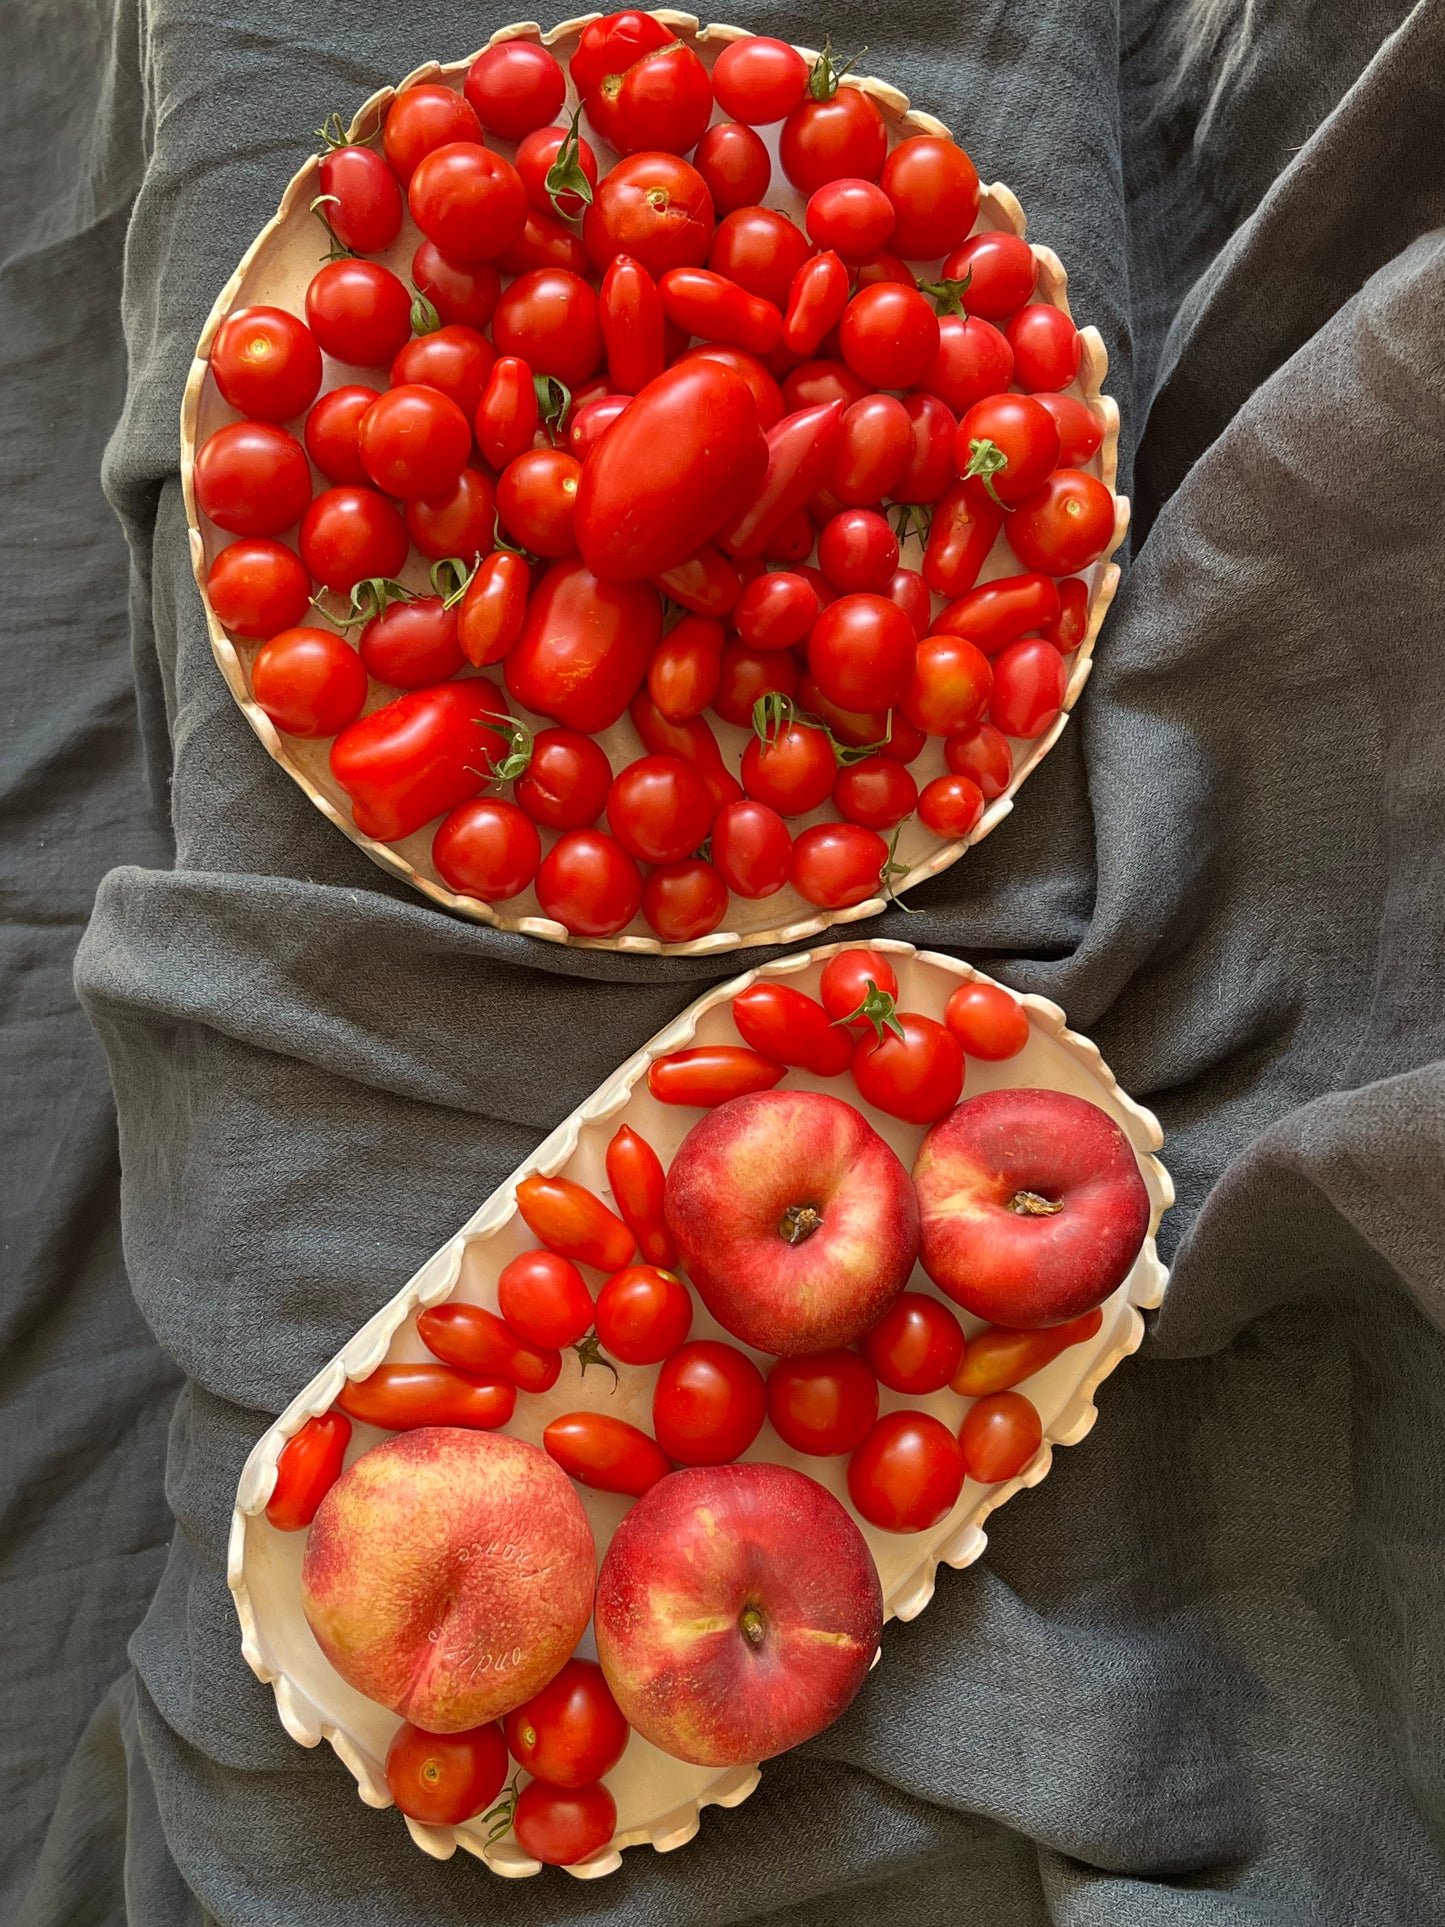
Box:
7, 0, 1445, 1921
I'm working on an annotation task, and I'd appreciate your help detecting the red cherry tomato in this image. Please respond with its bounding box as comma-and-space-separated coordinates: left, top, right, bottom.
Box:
933, 573, 1062, 657
711, 798, 792, 898
507, 561, 662, 734
405, 466, 498, 564
960, 1390, 1044, 1483
412, 241, 500, 330
544, 1412, 671, 1497
535, 829, 644, 937
833, 755, 916, 830
839, 284, 939, 389
1007, 469, 1116, 575
493, 269, 603, 387
852, 1011, 963, 1123
711, 35, 809, 124
299, 487, 409, 594
595, 1264, 694, 1364
679, 342, 785, 429
922, 484, 1004, 599
659, 267, 781, 356
330, 677, 512, 840
629, 694, 744, 813
880, 709, 928, 764
952, 1309, 1103, 1397
766, 1351, 878, 1456
648, 1045, 785, 1107
571, 12, 677, 96
317, 142, 402, 255
780, 65, 887, 192
901, 632, 993, 737
831, 394, 913, 506
194, 422, 311, 536
408, 141, 527, 262
498, 1248, 595, 1350
945, 722, 1013, 797
513, 1779, 617, 1868
303, 384, 377, 486
384, 85, 484, 186
695, 122, 771, 214
806, 178, 894, 260
605, 1125, 674, 1268
712, 640, 798, 726
207, 539, 311, 639
941, 230, 1037, 319
1034, 393, 1103, 468
653, 1340, 766, 1466
1046, 576, 1091, 652
647, 613, 724, 719
880, 136, 979, 257
707, 207, 810, 311
920, 311, 1014, 417
817, 509, 898, 594
497, 207, 594, 278
391, 324, 496, 418
465, 40, 566, 138
741, 715, 836, 816
585, 39, 712, 158
336, 1364, 515, 1431
503, 1659, 628, 1789
790, 822, 887, 908
734, 572, 818, 653
819, 947, 898, 1025
989, 637, 1068, 739
606, 754, 714, 864
918, 773, 985, 837
418, 1302, 561, 1395
583, 152, 714, 280
571, 396, 630, 461
497, 448, 582, 558
956, 394, 1062, 505
886, 567, 932, 638
893, 393, 957, 505
358, 596, 463, 689
386, 1721, 508, 1827
863, 1292, 966, 1394
211, 306, 322, 422
848, 1411, 965, 1533
305, 259, 413, 366
359, 384, 471, 500
943, 981, 1030, 1059
854, 249, 917, 291
265, 1412, 351, 1531
642, 858, 730, 941
1006, 304, 1082, 392
731, 982, 854, 1076
516, 1172, 634, 1272
512, 727, 610, 831
808, 593, 916, 711
515, 117, 600, 220
432, 797, 541, 901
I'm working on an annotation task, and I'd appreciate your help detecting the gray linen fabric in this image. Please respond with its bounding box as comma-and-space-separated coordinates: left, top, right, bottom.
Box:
7, 0, 1445, 1921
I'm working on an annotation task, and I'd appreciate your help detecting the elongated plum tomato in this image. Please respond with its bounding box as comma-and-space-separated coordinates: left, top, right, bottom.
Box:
265, 1412, 351, 1530
574, 363, 768, 581
544, 1412, 671, 1498
211, 306, 322, 422
329, 677, 513, 841
505, 561, 663, 733
730, 983, 853, 1076
583, 152, 715, 280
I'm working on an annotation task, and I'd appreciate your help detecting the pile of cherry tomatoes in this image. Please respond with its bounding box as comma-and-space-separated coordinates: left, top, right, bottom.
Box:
195, 16, 1114, 941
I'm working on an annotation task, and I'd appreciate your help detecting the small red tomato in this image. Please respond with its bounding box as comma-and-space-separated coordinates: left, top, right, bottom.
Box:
497, 447, 582, 558
921, 312, 1014, 417
733, 571, 819, 652
303, 384, 378, 486
317, 142, 403, 255
1006, 470, 1117, 576
516, 1173, 634, 1272
741, 715, 836, 817
805, 178, 894, 260
653, 1340, 766, 1466
606, 754, 715, 865
648, 1045, 785, 1107
817, 509, 899, 594
854, 249, 917, 291
605, 1125, 674, 1268
1033, 392, 1104, 468
336, 1364, 516, 1432
708, 208, 810, 312
646, 613, 725, 721
386, 1721, 508, 1827
384, 85, 484, 186
959, 1390, 1044, 1484
780, 64, 886, 193
358, 597, 463, 689
780, 251, 851, 358
852, 1011, 964, 1123
455, 550, 529, 668
711, 798, 792, 898
886, 568, 933, 639
299, 487, 409, 594
658, 266, 781, 356
711, 35, 809, 124
819, 946, 899, 1026
790, 822, 888, 909
265, 1412, 351, 1531
595, 1264, 694, 1365
918, 773, 985, 838
432, 797, 541, 901
730, 982, 854, 1076
944, 981, 1030, 1059
695, 121, 771, 214
503, 1659, 629, 1789
465, 40, 566, 139
711, 639, 798, 727
880, 135, 979, 257
412, 241, 501, 330
902, 633, 993, 738
498, 1249, 595, 1349
513, 1780, 617, 1868
1006, 304, 1082, 392
833, 755, 917, 831
945, 722, 1013, 798
893, 393, 957, 506
838, 284, 939, 390
250, 627, 368, 738
780, 357, 870, 415
766, 1351, 878, 1456
544, 1411, 672, 1495
941, 230, 1037, 319
956, 394, 1062, 505
359, 384, 471, 500
535, 829, 644, 937
418, 1302, 560, 1395
990, 637, 1068, 739
513, 727, 612, 831
305, 259, 413, 367
631, 694, 744, 813
194, 422, 311, 537
830, 393, 913, 506
642, 858, 730, 942
492, 268, 604, 387
932, 573, 1061, 658
952, 1310, 1103, 1397
391, 323, 496, 418
207, 539, 311, 639
848, 1411, 965, 1533
922, 484, 1004, 600
583, 152, 715, 280
809, 593, 916, 712
586, 40, 713, 159
571, 395, 630, 461
1046, 576, 1091, 653
405, 466, 497, 564
516, 119, 601, 221
211, 306, 322, 422
863, 1292, 966, 1394
408, 141, 527, 262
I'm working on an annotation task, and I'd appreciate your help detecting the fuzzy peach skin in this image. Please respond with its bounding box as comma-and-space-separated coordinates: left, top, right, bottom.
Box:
300, 1428, 595, 1733
913, 1087, 1151, 1327
594, 1463, 883, 1767
663, 1090, 920, 1355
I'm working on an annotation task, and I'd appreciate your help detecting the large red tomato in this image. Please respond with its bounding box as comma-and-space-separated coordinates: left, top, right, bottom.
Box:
583, 153, 714, 279
505, 560, 663, 732
330, 677, 513, 841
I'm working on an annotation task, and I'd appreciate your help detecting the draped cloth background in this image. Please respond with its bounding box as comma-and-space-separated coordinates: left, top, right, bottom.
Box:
6, 1, 1445, 1921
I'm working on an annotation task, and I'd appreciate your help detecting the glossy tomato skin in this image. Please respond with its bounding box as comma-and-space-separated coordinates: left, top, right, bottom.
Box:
211, 306, 322, 422
507, 562, 662, 733
336, 1364, 516, 1431
933, 573, 1062, 657
695, 122, 771, 214
819, 947, 899, 1024
629, 693, 744, 813
901, 632, 993, 737
959, 1391, 1044, 1484
880, 136, 979, 257
304, 384, 378, 486
710, 798, 792, 898
318, 143, 403, 254
918, 772, 985, 837
790, 822, 887, 908
680, 343, 785, 431
391, 324, 496, 417
886, 567, 933, 638
385, 1721, 509, 1827
606, 754, 715, 864
1046, 576, 1091, 651
194, 422, 311, 537
606, 1125, 674, 1267
418, 1302, 561, 1395
517, 1173, 634, 1271
412, 241, 500, 330
1033, 392, 1104, 468
599, 254, 664, 394
818, 509, 899, 594
920, 313, 1013, 417
455, 551, 528, 668
513, 1780, 618, 1869
852, 1012, 964, 1124
642, 858, 730, 941
384, 84, 484, 186
833, 755, 917, 830
839, 284, 940, 389
956, 394, 1062, 504
406, 466, 498, 563
734, 571, 818, 651
499, 206, 591, 280
647, 1045, 784, 1107
305, 259, 413, 367
766, 1351, 878, 1456
299, 487, 410, 593
571, 396, 631, 461
543, 1412, 671, 1497
809, 593, 917, 712
584, 153, 714, 279
358, 597, 464, 689
536, 829, 644, 937
848, 1410, 965, 1533
741, 718, 836, 817
659, 267, 782, 356
712, 35, 809, 123
595, 1264, 694, 1364
497, 448, 582, 558
653, 1341, 767, 1466
952, 1309, 1102, 1396
330, 677, 512, 841
207, 539, 311, 638
922, 484, 1004, 599
708, 207, 810, 311
1006, 469, 1116, 575
646, 613, 724, 719
780, 357, 869, 415
781, 84, 887, 192
503, 1659, 629, 1789
432, 797, 541, 901
944, 981, 1030, 1059
512, 727, 611, 831
498, 1248, 595, 1349
730, 983, 854, 1076
1006, 304, 1082, 391
465, 40, 566, 139
586, 41, 713, 158
265, 1412, 352, 1530
942, 230, 1037, 318
359, 384, 471, 499
831, 394, 913, 505
806, 178, 894, 260
475, 356, 539, 470
493, 268, 604, 386
989, 637, 1068, 739
408, 141, 527, 262
893, 393, 957, 505
863, 1291, 966, 1394
712, 640, 798, 726
945, 722, 1013, 798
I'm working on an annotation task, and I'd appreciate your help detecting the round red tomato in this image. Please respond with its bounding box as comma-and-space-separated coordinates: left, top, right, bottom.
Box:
584, 153, 714, 279
514, 728, 612, 830
497, 448, 582, 558
901, 633, 993, 738
606, 754, 714, 864
956, 394, 1062, 504
1006, 469, 1115, 575
817, 509, 898, 594
852, 1012, 963, 1123
405, 466, 498, 563
194, 422, 311, 537
833, 755, 916, 830
941, 230, 1037, 318
780, 74, 886, 192
432, 797, 541, 901
384, 84, 483, 185
411, 241, 500, 330
893, 393, 957, 505
492, 268, 603, 386
734, 571, 818, 651
207, 539, 311, 638
513, 1780, 617, 1868
1005, 304, 1082, 391
385, 1721, 508, 1827
707, 207, 810, 312
809, 593, 916, 712
595, 1264, 694, 1364
711, 798, 792, 898
766, 1351, 878, 1456
653, 1340, 766, 1466
711, 35, 809, 124
806, 178, 894, 260
989, 637, 1068, 739
886, 568, 932, 638
304, 259, 413, 367
695, 122, 771, 215
741, 715, 835, 816
503, 1658, 628, 1789
863, 1291, 966, 1394
391, 324, 496, 417
642, 858, 730, 942
944, 981, 1030, 1060
535, 829, 643, 937
712, 640, 798, 727
1033, 392, 1104, 468
918, 773, 984, 837
250, 628, 367, 737
790, 822, 887, 908
211, 306, 321, 422
358, 596, 463, 688
819, 946, 899, 1024
945, 722, 1013, 798
465, 40, 565, 139
584, 38, 712, 157
317, 142, 402, 255
359, 384, 471, 500
920, 313, 1013, 416
515, 121, 600, 221
408, 141, 527, 262
959, 1390, 1044, 1484
880, 135, 979, 257
299, 487, 409, 593
847, 1411, 965, 1533
839, 284, 939, 389
831, 394, 913, 506
498, 1248, 595, 1349
304, 384, 378, 486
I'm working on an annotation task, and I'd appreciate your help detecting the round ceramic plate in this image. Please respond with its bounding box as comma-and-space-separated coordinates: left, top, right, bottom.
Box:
229, 940, 1170, 1877
182, 13, 1126, 954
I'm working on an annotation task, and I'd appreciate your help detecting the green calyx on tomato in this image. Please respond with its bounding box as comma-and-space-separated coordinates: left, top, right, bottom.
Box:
961, 435, 1012, 509
430, 554, 483, 606
491, 509, 539, 567
545, 107, 595, 216
409, 288, 441, 336
808, 37, 865, 102
891, 501, 933, 545
313, 111, 370, 154
475, 710, 535, 783
318, 574, 414, 628
881, 820, 919, 909
752, 689, 891, 768
919, 273, 973, 317
835, 978, 907, 1044
533, 372, 573, 443
308, 192, 356, 265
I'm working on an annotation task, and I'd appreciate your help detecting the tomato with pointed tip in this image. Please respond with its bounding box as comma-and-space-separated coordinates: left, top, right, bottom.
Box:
211, 305, 322, 422
386, 1721, 509, 1827
730, 982, 854, 1076
852, 1011, 964, 1124
265, 1412, 352, 1531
